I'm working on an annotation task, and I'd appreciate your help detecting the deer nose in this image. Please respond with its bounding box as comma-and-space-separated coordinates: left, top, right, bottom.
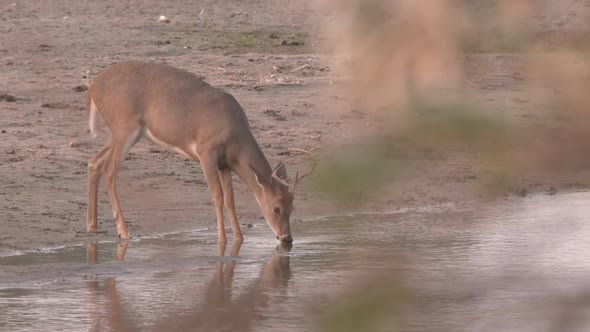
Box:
280, 234, 293, 244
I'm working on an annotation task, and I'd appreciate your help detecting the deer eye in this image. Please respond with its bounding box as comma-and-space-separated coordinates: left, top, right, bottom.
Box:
273, 207, 281, 215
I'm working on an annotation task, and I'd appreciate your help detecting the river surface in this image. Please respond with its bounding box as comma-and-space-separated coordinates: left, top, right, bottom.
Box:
1, 192, 590, 331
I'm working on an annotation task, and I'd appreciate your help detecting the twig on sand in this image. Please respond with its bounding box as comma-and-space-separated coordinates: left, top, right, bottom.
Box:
289, 64, 311, 73
287, 146, 319, 155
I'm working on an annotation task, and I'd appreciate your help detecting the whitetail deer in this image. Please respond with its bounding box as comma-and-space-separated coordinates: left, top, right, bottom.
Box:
86, 61, 310, 244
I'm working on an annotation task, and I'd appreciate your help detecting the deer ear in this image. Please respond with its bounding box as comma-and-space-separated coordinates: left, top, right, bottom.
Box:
250, 164, 271, 189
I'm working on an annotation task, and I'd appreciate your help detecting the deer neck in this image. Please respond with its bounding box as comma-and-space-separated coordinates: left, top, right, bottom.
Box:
232, 141, 273, 202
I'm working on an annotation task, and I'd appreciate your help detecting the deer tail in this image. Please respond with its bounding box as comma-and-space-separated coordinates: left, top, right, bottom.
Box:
86, 84, 99, 138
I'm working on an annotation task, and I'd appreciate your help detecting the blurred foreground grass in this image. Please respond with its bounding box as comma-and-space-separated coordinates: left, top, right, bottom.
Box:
316, 95, 511, 202
317, 275, 406, 332
311, 0, 590, 330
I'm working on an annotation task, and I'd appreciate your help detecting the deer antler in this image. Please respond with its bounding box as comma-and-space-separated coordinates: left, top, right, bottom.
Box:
271, 159, 291, 187
271, 148, 318, 190
292, 160, 316, 192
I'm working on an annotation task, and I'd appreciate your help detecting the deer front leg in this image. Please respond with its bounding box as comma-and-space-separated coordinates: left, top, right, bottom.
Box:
103, 145, 131, 239
103, 160, 129, 238
219, 169, 244, 243
200, 157, 227, 245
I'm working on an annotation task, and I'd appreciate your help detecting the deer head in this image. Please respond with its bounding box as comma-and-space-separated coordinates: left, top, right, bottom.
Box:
250, 160, 315, 244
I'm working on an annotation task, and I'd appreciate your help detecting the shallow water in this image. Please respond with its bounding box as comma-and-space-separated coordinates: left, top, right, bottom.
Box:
1, 192, 590, 331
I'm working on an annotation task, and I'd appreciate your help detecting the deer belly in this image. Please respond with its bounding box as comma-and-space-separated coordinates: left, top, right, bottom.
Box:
144, 128, 198, 160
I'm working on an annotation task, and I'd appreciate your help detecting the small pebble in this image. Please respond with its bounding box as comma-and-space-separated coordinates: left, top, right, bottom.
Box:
158, 15, 171, 23
0, 93, 17, 102
73, 84, 88, 92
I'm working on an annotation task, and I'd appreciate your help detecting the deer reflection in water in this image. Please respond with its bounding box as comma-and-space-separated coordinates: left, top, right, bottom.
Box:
86, 242, 131, 332
85, 241, 292, 331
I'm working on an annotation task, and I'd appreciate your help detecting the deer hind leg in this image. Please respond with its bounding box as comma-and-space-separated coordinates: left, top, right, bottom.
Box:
219, 169, 244, 242
87, 139, 113, 233
102, 127, 144, 239
199, 155, 227, 245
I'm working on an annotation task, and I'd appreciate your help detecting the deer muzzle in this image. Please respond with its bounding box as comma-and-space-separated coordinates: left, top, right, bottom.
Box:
279, 234, 293, 244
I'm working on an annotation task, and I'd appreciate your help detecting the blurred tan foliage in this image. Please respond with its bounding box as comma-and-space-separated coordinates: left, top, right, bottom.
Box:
313, 0, 590, 202
312, 1, 590, 329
